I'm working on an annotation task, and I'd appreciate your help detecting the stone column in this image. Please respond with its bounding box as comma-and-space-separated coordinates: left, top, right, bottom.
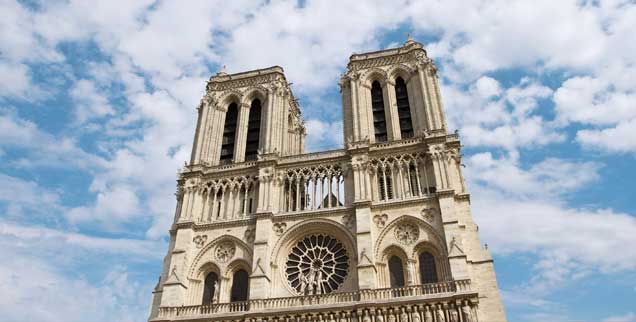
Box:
233, 103, 250, 162
159, 228, 193, 307
209, 106, 228, 165
350, 78, 360, 141
406, 76, 424, 135
385, 80, 401, 140
417, 66, 434, 132
382, 80, 400, 141
190, 104, 206, 165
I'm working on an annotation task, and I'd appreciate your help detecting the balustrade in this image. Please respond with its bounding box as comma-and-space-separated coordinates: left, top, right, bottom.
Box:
280, 163, 346, 213
370, 153, 436, 203
156, 280, 474, 320
179, 175, 258, 224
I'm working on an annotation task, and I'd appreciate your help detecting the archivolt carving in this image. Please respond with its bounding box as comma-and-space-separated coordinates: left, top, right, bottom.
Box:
216, 89, 243, 107
374, 215, 446, 261
387, 64, 416, 82
394, 222, 419, 245
242, 85, 269, 105
188, 235, 252, 279
215, 241, 236, 263
360, 67, 389, 87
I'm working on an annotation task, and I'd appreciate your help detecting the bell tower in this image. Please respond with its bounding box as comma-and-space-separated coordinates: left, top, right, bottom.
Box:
148, 38, 507, 322
340, 37, 447, 146
190, 66, 306, 166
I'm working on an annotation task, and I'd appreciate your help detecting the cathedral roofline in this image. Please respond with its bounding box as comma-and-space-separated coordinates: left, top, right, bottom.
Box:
208, 65, 286, 83
348, 39, 426, 63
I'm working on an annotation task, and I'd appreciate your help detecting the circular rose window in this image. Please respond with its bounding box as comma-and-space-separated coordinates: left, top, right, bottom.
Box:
285, 234, 349, 295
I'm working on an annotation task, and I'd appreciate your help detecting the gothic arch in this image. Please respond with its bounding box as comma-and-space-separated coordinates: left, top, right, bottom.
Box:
387, 64, 416, 83
411, 240, 451, 283
361, 68, 389, 88
217, 90, 243, 109
373, 215, 446, 262
241, 86, 268, 106
188, 234, 253, 280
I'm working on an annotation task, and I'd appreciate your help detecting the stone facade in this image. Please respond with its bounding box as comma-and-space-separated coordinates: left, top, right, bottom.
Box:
148, 38, 507, 322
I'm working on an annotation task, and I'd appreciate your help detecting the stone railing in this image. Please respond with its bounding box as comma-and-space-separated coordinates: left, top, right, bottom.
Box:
155, 280, 474, 320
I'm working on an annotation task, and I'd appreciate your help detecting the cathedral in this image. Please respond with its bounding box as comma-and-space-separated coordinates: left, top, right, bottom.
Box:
148, 38, 507, 322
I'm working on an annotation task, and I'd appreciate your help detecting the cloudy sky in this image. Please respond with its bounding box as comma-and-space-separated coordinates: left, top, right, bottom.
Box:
1, 0, 635, 321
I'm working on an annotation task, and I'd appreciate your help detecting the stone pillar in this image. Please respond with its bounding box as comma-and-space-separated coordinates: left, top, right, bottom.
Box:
350, 78, 360, 141
417, 66, 434, 132
406, 76, 424, 135
385, 80, 401, 140
233, 103, 250, 162
208, 106, 227, 165
249, 214, 273, 299
159, 228, 193, 307
354, 205, 376, 289
190, 104, 206, 165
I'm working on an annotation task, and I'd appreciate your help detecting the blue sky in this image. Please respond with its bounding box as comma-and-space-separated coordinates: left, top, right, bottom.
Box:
1, 1, 635, 321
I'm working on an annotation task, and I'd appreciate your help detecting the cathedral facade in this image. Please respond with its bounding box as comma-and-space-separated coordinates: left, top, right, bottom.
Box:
148, 38, 507, 322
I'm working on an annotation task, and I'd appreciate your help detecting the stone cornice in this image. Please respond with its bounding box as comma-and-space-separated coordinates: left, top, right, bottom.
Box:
207, 66, 286, 91
347, 42, 428, 72
370, 195, 437, 211
272, 207, 354, 222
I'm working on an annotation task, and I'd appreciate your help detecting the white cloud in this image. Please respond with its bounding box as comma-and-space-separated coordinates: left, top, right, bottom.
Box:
603, 312, 636, 322
466, 153, 600, 199
70, 79, 116, 124
554, 76, 636, 126
0, 253, 150, 322
0, 111, 107, 170
0, 173, 60, 213
443, 77, 560, 151
0, 221, 162, 258
66, 184, 142, 228
576, 118, 636, 153
0, 61, 31, 99
304, 119, 343, 152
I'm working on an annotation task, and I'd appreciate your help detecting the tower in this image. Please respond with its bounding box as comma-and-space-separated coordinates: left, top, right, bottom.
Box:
148, 39, 507, 322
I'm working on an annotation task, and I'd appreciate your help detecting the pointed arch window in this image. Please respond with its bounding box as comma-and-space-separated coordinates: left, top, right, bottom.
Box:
388, 255, 405, 288
395, 77, 414, 138
230, 269, 249, 302
244, 99, 262, 161
418, 251, 438, 284
220, 103, 238, 164
371, 81, 388, 142
202, 272, 219, 304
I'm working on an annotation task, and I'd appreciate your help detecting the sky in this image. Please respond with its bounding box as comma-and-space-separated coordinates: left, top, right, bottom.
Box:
0, 0, 635, 321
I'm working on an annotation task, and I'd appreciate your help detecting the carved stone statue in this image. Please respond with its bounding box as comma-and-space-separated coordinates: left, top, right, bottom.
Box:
300, 265, 323, 295
461, 303, 474, 322
423, 307, 433, 322
212, 280, 220, 303
449, 309, 458, 322
400, 310, 408, 322
411, 311, 420, 322
435, 306, 445, 322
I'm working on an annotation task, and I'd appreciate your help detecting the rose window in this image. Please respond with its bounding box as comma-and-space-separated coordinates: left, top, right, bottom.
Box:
285, 234, 349, 295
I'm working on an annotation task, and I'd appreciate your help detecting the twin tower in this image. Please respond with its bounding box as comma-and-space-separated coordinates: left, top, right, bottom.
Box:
148, 38, 507, 322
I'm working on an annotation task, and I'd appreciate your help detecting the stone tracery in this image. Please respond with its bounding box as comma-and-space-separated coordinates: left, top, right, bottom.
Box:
285, 234, 350, 295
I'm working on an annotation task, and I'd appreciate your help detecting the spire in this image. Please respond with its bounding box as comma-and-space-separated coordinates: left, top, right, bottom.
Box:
216, 65, 228, 76
405, 33, 416, 46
